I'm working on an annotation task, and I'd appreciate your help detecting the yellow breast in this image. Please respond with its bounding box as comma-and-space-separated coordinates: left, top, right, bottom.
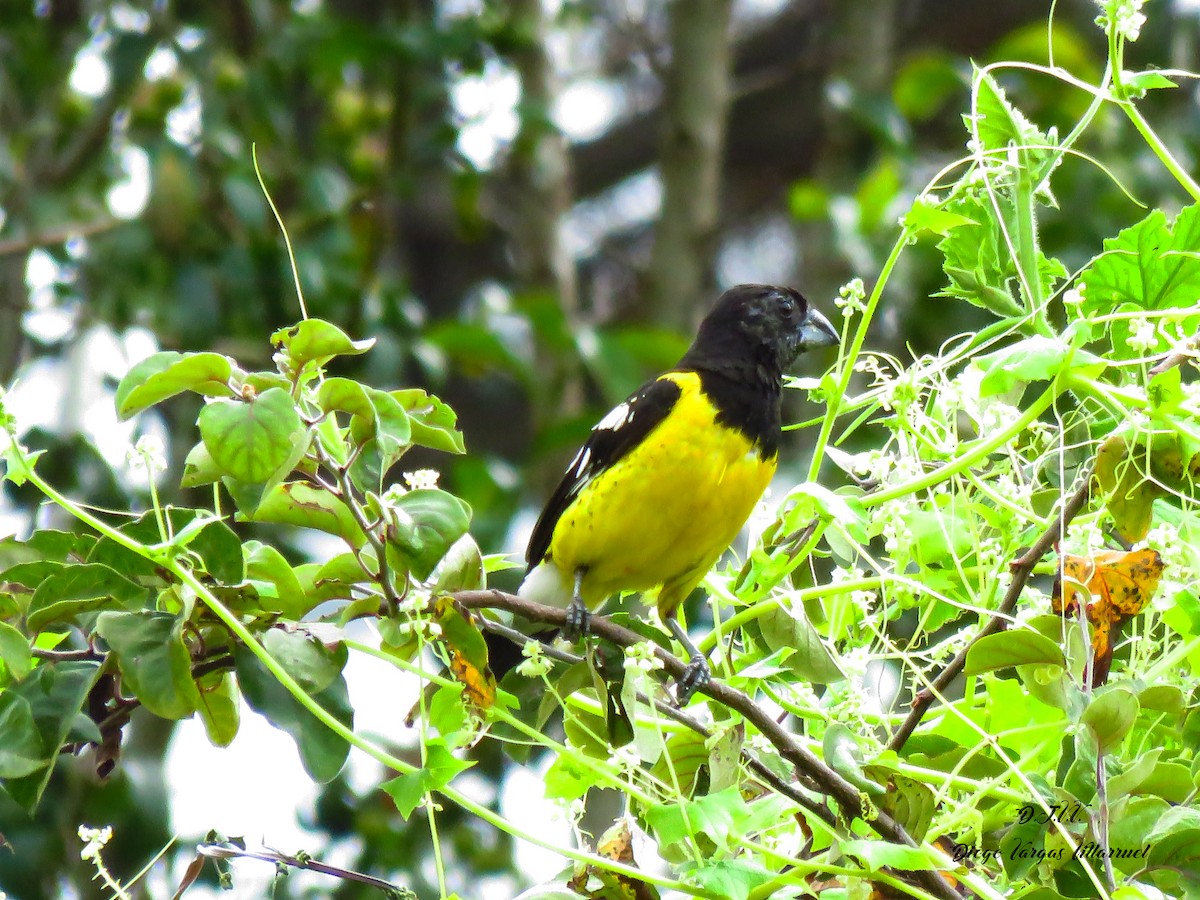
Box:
548, 371, 776, 613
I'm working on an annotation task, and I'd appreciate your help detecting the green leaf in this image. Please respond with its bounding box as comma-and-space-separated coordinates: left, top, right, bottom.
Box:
234, 643, 352, 783
903, 196, 977, 236
0, 694, 45, 778
391, 389, 466, 454
645, 786, 746, 853
271, 319, 374, 372
542, 753, 594, 802
680, 858, 773, 900
243, 542, 311, 619
1081, 687, 1139, 753
758, 605, 843, 684
0, 661, 101, 812
1139, 684, 1184, 714
195, 670, 240, 748
974, 335, 1107, 396
26, 563, 149, 633
318, 377, 411, 458
1146, 805, 1200, 870
1079, 204, 1200, 354
429, 535, 485, 594
381, 740, 474, 818
0, 621, 32, 680
96, 610, 202, 720
172, 515, 244, 585
115, 351, 235, 419
248, 481, 367, 548
1123, 70, 1178, 97
964, 630, 1065, 674
972, 69, 1050, 156
1139, 761, 1192, 803
180, 442, 222, 488
259, 628, 345, 695
0, 445, 42, 487
842, 839, 934, 871
0, 530, 96, 567
385, 489, 472, 581
199, 388, 308, 485
1108, 797, 1166, 868
824, 723, 885, 797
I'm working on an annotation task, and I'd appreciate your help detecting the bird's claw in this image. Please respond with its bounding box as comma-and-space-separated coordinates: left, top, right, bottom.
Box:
674, 654, 711, 706
563, 600, 591, 644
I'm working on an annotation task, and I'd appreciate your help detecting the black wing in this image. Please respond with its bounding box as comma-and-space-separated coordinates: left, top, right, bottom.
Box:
526, 376, 683, 569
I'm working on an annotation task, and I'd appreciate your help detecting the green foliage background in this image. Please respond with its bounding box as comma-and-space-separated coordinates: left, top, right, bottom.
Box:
5, 1, 1200, 898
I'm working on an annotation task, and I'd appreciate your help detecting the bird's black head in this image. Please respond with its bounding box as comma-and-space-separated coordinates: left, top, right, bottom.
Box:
682, 284, 838, 376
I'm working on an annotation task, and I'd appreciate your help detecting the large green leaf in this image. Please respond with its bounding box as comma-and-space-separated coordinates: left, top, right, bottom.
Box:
757, 604, 844, 684
391, 389, 466, 454
116, 351, 236, 419
0, 694, 46, 779
195, 670, 240, 748
974, 335, 1107, 396
96, 610, 202, 720
199, 387, 308, 485
0, 621, 32, 681
1079, 203, 1200, 355
0, 661, 102, 812
26, 563, 149, 633
243, 541, 311, 618
385, 489, 472, 580
248, 481, 367, 548
1081, 687, 1138, 753
318, 377, 411, 456
964, 630, 1065, 674
234, 642, 352, 784
271, 319, 374, 373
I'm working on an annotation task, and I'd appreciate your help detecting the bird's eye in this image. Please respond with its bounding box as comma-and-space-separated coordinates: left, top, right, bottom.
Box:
777, 295, 797, 316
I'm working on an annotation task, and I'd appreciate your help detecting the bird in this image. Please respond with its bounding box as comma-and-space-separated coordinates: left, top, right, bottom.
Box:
495, 284, 838, 704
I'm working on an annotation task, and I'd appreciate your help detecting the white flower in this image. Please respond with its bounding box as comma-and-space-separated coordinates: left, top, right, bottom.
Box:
834, 278, 867, 318
403, 469, 440, 491
78, 824, 113, 861
1128, 317, 1157, 353
126, 433, 167, 475
515, 640, 553, 678
624, 641, 664, 674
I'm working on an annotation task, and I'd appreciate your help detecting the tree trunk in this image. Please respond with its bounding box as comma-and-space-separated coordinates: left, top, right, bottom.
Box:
646, 0, 734, 329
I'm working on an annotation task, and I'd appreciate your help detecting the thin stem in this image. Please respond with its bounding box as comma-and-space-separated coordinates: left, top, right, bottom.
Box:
806, 229, 911, 484
862, 379, 1061, 509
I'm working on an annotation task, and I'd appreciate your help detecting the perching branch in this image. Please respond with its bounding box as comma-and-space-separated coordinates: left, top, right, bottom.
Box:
887, 468, 1094, 753
474, 614, 838, 828
196, 841, 408, 895
454, 589, 964, 900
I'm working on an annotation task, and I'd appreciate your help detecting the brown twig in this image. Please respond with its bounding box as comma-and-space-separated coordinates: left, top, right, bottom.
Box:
197, 841, 407, 894
455, 589, 965, 900
476, 614, 838, 827
886, 468, 1093, 753
1148, 333, 1200, 376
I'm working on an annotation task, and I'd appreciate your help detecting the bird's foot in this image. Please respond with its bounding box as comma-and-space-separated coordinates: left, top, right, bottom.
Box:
562, 599, 591, 644
674, 654, 711, 706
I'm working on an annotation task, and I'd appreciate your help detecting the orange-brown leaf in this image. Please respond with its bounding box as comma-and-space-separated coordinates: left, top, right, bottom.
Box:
1053, 549, 1163, 685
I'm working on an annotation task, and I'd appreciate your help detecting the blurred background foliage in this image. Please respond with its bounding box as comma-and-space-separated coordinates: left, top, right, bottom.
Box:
3, 0, 1200, 895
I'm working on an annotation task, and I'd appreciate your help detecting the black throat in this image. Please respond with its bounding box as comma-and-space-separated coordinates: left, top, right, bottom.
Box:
683, 361, 783, 460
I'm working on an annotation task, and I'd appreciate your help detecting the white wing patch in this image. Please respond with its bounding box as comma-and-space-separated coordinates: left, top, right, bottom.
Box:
596, 401, 633, 432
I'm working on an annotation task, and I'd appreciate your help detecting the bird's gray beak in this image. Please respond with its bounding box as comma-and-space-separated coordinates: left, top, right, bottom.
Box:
797, 307, 839, 351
